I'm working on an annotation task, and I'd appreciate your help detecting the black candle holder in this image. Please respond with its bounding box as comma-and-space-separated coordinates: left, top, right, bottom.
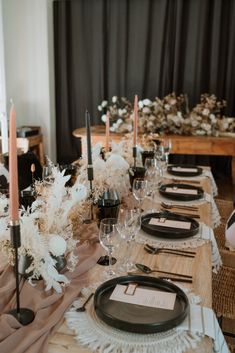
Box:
133, 146, 137, 168
8, 222, 35, 325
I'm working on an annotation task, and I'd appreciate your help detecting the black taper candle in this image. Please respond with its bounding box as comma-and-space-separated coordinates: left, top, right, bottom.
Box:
133, 146, 137, 168
85, 110, 93, 181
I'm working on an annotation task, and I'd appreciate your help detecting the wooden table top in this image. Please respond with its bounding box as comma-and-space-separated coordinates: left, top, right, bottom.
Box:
49, 176, 213, 353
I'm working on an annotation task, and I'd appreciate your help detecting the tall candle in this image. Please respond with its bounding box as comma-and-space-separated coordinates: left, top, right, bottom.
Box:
0, 112, 8, 154
105, 111, 110, 152
133, 95, 138, 146
85, 110, 92, 165
9, 104, 19, 222
85, 110, 93, 182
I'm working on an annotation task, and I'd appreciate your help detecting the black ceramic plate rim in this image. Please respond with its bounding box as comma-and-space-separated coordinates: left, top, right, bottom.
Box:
159, 183, 204, 201
94, 275, 189, 334
141, 212, 199, 238
167, 164, 203, 177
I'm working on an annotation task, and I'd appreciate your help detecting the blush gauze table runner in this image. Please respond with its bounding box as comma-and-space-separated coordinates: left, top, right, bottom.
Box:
0, 234, 102, 353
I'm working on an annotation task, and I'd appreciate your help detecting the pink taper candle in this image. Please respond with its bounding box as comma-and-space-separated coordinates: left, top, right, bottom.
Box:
105, 111, 110, 152
133, 95, 138, 146
9, 104, 19, 222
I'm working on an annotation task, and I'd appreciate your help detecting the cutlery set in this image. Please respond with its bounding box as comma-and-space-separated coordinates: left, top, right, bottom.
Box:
160, 202, 200, 218
128, 263, 193, 283
144, 244, 196, 258
160, 202, 198, 211
171, 178, 201, 185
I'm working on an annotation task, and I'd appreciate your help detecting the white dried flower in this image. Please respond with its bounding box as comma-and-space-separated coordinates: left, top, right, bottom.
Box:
164, 104, 171, 111
138, 101, 144, 109
112, 96, 118, 103
98, 105, 102, 111
209, 114, 216, 123
202, 108, 210, 116
101, 100, 108, 108
48, 235, 67, 256
101, 114, 107, 122
143, 99, 152, 106
143, 107, 151, 114
117, 118, 123, 125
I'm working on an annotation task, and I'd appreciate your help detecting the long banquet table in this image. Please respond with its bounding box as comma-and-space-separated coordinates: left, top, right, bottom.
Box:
48, 176, 215, 353
73, 125, 235, 184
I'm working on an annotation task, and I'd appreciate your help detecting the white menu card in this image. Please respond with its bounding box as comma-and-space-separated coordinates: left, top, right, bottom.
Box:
110, 284, 176, 310
149, 218, 191, 229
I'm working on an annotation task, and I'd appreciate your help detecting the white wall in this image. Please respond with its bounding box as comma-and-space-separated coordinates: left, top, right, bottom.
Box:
0, 0, 6, 115
1, 0, 56, 162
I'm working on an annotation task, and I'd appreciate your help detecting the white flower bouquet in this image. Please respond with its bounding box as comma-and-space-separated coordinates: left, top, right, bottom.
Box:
0, 164, 88, 293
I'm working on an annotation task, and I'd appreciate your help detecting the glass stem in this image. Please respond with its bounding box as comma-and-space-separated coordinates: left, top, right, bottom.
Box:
108, 248, 113, 274
151, 191, 155, 211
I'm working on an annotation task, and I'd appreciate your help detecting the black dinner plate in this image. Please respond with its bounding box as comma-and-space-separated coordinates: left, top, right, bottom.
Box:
94, 275, 189, 333
141, 212, 199, 238
159, 183, 204, 201
167, 164, 203, 177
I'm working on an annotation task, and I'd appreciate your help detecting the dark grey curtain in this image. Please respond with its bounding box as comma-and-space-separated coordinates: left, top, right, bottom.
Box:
54, 0, 235, 163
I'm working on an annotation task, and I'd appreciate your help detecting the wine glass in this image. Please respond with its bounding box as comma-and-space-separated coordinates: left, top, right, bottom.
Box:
145, 165, 163, 212
117, 208, 141, 270
99, 218, 120, 277
155, 144, 168, 171
42, 165, 54, 184
162, 139, 172, 165
132, 178, 148, 211
144, 157, 158, 169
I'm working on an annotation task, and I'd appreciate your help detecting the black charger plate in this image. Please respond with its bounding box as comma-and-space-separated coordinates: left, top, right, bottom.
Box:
159, 183, 204, 201
141, 212, 199, 238
167, 164, 203, 177
94, 275, 189, 333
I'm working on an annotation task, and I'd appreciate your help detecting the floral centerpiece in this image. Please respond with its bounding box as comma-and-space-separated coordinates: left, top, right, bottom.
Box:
0, 164, 88, 293
138, 93, 188, 134
98, 93, 234, 136
77, 143, 130, 203
183, 94, 227, 136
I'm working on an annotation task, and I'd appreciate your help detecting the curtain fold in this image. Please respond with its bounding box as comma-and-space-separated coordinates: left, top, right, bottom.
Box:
54, 0, 235, 163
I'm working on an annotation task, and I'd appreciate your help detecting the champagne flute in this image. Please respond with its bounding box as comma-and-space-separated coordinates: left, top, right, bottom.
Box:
163, 139, 172, 165
145, 165, 163, 212
117, 208, 141, 270
132, 178, 148, 211
99, 218, 120, 277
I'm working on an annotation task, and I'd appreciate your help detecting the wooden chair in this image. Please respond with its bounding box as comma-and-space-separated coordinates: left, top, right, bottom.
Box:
214, 199, 234, 267
213, 198, 235, 351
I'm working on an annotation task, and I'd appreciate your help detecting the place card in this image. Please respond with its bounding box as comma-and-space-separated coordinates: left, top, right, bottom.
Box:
149, 218, 191, 229
110, 284, 176, 310
165, 187, 198, 195
172, 167, 198, 173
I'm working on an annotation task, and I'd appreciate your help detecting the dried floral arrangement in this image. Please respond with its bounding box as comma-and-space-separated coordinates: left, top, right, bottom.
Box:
184, 94, 229, 136
0, 164, 88, 293
98, 93, 234, 136
77, 143, 130, 202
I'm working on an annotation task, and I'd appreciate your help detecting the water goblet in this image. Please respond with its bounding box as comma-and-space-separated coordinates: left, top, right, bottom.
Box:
99, 218, 120, 278
132, 178, 148, 211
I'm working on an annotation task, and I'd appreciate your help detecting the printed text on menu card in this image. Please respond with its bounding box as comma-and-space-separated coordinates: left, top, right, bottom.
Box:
110, 284, 176, 310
